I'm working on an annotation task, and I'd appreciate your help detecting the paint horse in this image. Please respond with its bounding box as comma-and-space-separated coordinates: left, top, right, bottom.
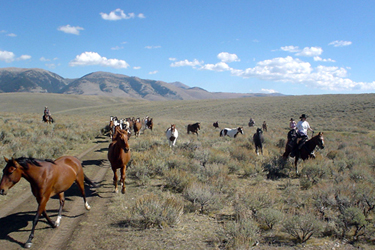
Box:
108, 127, 131, 193
220, 127, 244, 138
0, 156, 93, 248
166, 124, 178, 147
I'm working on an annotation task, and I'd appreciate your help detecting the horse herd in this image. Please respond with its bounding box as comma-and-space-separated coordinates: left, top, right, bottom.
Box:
0, 115, 324, 248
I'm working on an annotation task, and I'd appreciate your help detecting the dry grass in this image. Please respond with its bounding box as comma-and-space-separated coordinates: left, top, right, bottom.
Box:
1, 92, 375, 249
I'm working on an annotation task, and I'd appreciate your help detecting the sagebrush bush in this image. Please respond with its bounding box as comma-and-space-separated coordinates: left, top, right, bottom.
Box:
282, 212, 323, 243
217, 217, 259, 249
183, 181, 223, 214
130, 192, 184, 229
164, 168, 195, 193
256, 208, 284, 230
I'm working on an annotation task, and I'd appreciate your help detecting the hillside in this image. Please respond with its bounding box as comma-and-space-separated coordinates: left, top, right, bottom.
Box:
0, 67, 282, 100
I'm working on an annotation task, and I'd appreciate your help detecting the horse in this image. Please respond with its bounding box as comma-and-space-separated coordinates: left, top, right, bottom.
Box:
262, 121, 267, 132
108, 127, 131, 194
248, 118, 255, 127
283, 132, 325, 174
42, 114, 54, 124
0, 156, 93, 248
220, 127, 244, 138
108, 119, 115, 139
187, 122, 200, 136
253, 128, 264, 155
166, 124, 178, 147
145, 118, 153, 131
213, 121, 219, 129
133, 118, 142, 137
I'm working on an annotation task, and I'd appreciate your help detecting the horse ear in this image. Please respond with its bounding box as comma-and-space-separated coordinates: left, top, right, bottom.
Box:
4, 156, 9, 162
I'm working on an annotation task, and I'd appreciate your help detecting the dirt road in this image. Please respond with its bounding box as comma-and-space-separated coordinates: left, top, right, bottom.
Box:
0, 137, 111, 249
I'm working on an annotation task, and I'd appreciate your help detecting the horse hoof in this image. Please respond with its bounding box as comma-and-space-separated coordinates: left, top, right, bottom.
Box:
114, 189, 118, 193
24, 242, 32, 248
121, 189, 126, 194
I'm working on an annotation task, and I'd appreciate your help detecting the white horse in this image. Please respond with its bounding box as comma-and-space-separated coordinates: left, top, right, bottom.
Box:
220, 127, 244, 138
166, 124, 178, 147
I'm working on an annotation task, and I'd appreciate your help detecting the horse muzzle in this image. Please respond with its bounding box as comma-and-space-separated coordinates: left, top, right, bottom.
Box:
0, 189, 7, 195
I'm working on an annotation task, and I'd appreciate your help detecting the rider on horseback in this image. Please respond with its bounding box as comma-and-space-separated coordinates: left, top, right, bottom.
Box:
292, 114, 314, 157
44, 106, 51, 116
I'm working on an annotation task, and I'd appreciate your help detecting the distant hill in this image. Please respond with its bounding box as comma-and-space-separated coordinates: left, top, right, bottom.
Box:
0, 67, 283, 100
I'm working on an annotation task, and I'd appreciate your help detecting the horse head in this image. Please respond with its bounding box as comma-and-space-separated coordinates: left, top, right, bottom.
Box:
238, 127, 244, 134
315, 132, 325, 149
171, 124, 176, 132
116, 130, 130, 153
0, 157, 23, 195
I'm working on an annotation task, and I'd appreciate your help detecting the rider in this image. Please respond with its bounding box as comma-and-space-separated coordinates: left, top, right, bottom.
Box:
44, 106, 51, 116
295, 114, 314, 156
289, 118, 297, 130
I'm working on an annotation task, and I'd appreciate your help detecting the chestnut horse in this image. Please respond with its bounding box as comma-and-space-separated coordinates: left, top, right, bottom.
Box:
283, 132, 325, 174
133, 118, 142, 137
108, 127, 131, 194
0, 156, 93, 248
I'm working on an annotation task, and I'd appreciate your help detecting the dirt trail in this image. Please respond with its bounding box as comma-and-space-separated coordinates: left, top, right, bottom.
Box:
0, 137, 110, 250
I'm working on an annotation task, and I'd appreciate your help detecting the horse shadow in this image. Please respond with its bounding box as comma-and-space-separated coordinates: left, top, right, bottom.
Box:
81, 159, 106, 167
95, 147, 108, 153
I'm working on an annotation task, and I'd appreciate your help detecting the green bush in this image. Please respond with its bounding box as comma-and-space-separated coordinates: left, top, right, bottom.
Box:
256, 208, 284, 230
282, 213, 323, 243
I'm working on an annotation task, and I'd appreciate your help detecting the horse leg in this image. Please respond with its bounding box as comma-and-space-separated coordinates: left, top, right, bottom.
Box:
112, 168, 118, 193
120, 166, 126, 194
76, 174, 91, 210
25, 198, 49, 248
55, 192, 65, 227
294, 157, 299, 175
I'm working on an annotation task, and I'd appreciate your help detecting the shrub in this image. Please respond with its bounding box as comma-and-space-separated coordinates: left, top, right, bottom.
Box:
164, 169, 194, 193
335, 206, 368, 241
183, 181, 223, 214
217, 217, 259, 249
130, 193, 184, 229
256, 208, 284, 230
282, 213, 323, 243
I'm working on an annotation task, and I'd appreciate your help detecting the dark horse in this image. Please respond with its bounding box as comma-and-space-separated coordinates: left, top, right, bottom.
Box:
187, 122, 200, 136
213, 121, 219, 129
42, 114, 54, 124
146, 118, 153, 131
108, 126, 131, 194
0, 156, 93, 248
283, 132, 325, 174
253, 128, 264, 155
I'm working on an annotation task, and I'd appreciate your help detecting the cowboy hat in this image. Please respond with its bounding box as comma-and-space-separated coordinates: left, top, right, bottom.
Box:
300, 114, 308, 119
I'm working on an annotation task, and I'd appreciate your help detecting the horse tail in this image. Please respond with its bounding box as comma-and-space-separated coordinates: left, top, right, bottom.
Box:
84, 174, 97, 188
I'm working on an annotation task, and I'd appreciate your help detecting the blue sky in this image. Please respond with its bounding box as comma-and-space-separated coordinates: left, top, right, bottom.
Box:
1, 1, 374, 95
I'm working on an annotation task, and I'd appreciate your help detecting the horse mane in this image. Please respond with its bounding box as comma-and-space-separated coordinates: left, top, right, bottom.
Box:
15, 157, 55, 169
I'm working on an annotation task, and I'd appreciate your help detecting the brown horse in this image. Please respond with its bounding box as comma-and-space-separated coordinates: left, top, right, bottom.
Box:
108, 127, 131, 194
262, 121, 267, 132
0, 156, 92, 248
187, 122, 200, 136
133, 118, 142, 137
283, 132, 325, 174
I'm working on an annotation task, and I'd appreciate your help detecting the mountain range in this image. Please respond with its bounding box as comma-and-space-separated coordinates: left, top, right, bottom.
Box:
0, 67, 282, 101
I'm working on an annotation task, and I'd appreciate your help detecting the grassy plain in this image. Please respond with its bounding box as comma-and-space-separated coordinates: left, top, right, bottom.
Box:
1, 92, 375, 249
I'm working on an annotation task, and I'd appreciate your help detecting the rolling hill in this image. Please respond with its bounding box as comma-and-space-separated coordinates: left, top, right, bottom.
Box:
0, 67, 282, 101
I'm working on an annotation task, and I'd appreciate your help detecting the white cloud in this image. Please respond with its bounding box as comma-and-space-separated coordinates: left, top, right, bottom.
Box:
295, 47, 323, 57
313, 56, 335, 62
133, 66, 141, 70
149, 70, 158, 74
0, 50, 30, 62
217, 52, 240, 63
18, 55, 31, 61
58, 25, 84, 35
0, 50, 15, 62
100, 9, 144, 21
40, 57, 50, 61
6, 33, 17, 37
69, 52, 129, 69
261, 88, 278, 94
200, 62, 231, 72
111, 46, 124, 50
281, 46, 300, 53
169, 58, 176, 61
145, 45, 161, 49
329, 40, 352, 47
170, 59, 203, 68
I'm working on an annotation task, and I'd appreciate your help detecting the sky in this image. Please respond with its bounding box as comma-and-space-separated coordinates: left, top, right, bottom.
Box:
1, 0, 375, 95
